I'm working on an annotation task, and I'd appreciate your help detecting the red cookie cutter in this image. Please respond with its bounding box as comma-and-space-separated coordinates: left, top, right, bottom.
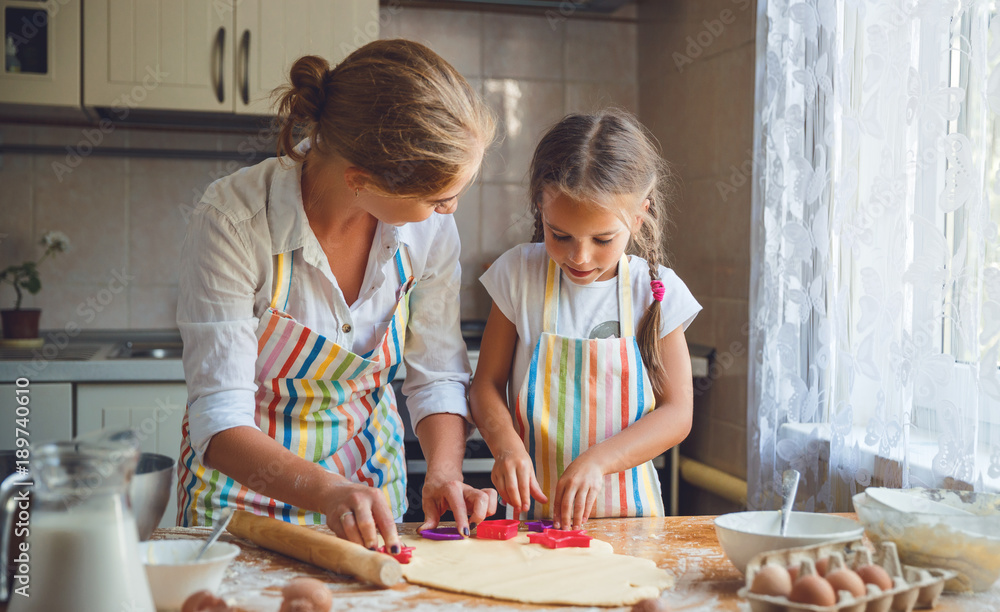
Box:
524, 519, 554, 532
378, 544, 415, 564
527, 528, 592, 549
475, 519, 520, 540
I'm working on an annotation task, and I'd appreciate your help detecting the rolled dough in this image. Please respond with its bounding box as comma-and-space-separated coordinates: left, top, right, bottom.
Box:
398, 533, 675, 606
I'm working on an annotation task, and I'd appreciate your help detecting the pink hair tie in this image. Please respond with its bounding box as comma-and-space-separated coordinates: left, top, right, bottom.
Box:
650, 280, 665, 302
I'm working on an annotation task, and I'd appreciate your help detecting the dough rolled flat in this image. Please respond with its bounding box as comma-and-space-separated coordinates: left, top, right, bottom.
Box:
399, 533, 675, 607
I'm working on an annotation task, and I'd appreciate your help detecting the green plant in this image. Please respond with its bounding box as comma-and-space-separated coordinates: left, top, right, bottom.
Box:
1, 231, 70, 310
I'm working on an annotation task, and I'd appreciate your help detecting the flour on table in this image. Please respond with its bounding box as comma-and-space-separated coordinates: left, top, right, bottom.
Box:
398, 533, 675, 607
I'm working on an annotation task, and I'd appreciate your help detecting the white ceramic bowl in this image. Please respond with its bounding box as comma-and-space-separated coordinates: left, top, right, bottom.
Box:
854, 489, 1000, 592
714, 510, 864, 573
139, 540, 240, 611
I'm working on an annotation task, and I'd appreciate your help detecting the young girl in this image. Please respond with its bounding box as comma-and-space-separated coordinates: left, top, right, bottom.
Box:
471, 109, 701, 529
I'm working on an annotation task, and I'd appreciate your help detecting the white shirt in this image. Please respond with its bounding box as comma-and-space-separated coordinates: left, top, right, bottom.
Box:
177, 155, 471, 462
480, 243, 702, 398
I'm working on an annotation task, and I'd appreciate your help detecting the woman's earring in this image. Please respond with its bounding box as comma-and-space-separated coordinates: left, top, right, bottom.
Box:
355, 188, 359, 197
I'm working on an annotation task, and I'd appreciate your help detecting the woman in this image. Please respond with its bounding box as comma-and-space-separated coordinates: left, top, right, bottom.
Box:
175, 39, 497, 555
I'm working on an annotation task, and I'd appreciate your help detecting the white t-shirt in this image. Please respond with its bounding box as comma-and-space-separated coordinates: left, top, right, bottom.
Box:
480, 243, 702, 399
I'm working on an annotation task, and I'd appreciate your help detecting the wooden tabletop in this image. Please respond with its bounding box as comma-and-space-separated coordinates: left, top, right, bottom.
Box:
143, 515, 1000, 611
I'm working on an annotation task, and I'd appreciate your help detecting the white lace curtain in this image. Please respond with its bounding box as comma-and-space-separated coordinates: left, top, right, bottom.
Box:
749, 0, 1000, 512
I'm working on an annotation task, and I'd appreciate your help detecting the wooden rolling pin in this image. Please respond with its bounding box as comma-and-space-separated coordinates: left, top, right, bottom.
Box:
226, 510, 402, 588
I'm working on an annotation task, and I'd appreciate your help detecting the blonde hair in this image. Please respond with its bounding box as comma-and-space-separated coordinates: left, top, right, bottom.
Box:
273, 39, 495, 197
528, 109, 675, 395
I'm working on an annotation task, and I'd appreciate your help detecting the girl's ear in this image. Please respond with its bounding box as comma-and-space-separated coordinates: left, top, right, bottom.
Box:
343, 166, 372, 194
633, 198, 651, 231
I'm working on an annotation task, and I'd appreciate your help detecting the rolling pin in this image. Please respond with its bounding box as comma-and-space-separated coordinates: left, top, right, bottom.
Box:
226, 510, 402, 588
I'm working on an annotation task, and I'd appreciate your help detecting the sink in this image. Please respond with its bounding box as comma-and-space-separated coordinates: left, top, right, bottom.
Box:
111, 341, 183, 360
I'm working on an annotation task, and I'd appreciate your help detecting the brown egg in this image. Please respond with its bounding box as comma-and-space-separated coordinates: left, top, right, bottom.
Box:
630, 597, 670, 612
181, 590, 229, 612
749, 564, 793, 597
825, 567, 866, 597
789, 574, 837, 607
280, 577, 333, 612
814, 556, 829, 577
855, 564, 893, 591
787, 565, 799, 583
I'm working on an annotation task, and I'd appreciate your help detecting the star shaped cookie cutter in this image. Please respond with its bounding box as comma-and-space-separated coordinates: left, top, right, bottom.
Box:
527, 528, 593, 549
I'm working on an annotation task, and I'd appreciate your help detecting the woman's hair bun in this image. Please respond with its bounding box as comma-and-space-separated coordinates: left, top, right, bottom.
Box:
284, 55, 332, 123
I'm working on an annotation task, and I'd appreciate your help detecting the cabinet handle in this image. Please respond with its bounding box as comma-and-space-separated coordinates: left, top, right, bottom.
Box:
239, 30, 250, 105
213, 27, 226, 104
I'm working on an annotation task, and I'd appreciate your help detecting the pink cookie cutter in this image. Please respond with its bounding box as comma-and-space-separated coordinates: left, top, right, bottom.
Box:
475, 519, 520, 540
527, 528, 592, 549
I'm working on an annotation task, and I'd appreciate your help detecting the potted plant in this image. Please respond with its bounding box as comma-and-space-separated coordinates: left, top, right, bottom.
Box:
1, 231, 70, 341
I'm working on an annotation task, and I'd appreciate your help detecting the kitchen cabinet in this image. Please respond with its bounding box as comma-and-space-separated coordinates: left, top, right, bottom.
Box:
0, 0, 80, 106
83, 0, 377, 115
76, 382, 188, 529
0, 382, 72, 450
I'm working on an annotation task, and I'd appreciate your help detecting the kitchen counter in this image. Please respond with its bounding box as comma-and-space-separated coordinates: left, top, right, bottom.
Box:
0, 330, 714, 383
121, 516, 1000, 611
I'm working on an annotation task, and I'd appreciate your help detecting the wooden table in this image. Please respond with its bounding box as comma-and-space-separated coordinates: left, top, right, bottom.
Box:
142, 515, 1000, 611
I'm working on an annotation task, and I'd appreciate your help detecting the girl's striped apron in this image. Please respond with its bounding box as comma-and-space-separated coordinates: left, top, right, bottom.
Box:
512, 254, 663, 519
176, 247, 414, 526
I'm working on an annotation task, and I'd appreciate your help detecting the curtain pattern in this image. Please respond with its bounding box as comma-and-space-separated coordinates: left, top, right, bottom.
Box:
749, 0, 1000, 512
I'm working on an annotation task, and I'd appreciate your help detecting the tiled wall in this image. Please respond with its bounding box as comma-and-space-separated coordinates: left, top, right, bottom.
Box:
637, 0, 756, 515
0, 6, 637, 329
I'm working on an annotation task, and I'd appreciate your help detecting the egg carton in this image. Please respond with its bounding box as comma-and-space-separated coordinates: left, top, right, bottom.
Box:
738, 538, 957, 612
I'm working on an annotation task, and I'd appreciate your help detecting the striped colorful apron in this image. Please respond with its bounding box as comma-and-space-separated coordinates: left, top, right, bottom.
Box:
176, 247, 414, 526
512, 254, 663, 519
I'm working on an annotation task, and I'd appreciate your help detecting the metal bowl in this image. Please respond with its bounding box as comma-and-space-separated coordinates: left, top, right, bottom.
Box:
129, 453, 176, 540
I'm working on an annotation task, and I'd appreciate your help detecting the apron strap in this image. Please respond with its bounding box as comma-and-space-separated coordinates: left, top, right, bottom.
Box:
541, 254, 634, 337
394, 243, 414, 285
270, 251, 294, 311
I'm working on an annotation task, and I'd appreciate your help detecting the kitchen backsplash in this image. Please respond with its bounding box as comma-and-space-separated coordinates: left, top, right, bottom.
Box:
0, 6, 637, 329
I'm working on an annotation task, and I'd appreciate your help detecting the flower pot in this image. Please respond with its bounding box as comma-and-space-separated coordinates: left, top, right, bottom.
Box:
1, 309, 41, 339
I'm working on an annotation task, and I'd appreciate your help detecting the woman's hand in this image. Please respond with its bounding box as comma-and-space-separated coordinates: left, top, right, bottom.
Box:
322, 480, 401, 554
419, 474, 498, 535
553, 452, 606, 530
491, 445, 547, 514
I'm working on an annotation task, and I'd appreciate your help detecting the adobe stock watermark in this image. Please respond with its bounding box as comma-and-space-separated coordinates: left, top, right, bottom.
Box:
50, 65, 169, 182
672, 0, 752, 72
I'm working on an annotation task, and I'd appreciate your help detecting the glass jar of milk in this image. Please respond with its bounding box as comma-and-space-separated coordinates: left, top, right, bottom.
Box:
0, 438, 155, 612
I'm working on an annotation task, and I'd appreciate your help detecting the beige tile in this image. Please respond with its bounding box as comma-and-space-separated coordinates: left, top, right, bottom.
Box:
714, 260, 749, 300
480, 183, 533, 259
128, 284, 179, 329
33, 123, 129, 149
638, 0, 755, 78
217, 127, 279, 157
395, 8, 483, 78
713, 298, 749, 377
670, 258, 712, 305
129, 159, 216, 285
128, 128, 218, 151
483, 14, 564, 81
378, 6, 402, 39
565, 20, 636, 83
710, 374, 749, 428
0, 123, 32, 145
640, 63, 717, 182
37, 281, 130, 330
33, 156, 128, 285
712, 44, 756, 177
712, 418, 748, 480
0, 154, 34, 278
454, 183, 482, 287
683, 295, 715, 349
482, 79, 565, 183
565, 81, 638, 115
670, 179, 720, 263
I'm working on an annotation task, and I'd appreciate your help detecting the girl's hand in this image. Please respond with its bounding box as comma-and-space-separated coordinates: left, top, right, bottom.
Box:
419, 475, 499, 536
491, 446, 548, 514
323, 480, 401, 553
553, 453, 606, 530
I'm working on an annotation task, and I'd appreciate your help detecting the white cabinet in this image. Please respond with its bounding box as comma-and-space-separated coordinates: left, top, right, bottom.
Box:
0, 0, 80, 106
76, 383, 188, 529
234, 0, 375, 115
0, 382, 73, 450
84, 0, 377, 115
